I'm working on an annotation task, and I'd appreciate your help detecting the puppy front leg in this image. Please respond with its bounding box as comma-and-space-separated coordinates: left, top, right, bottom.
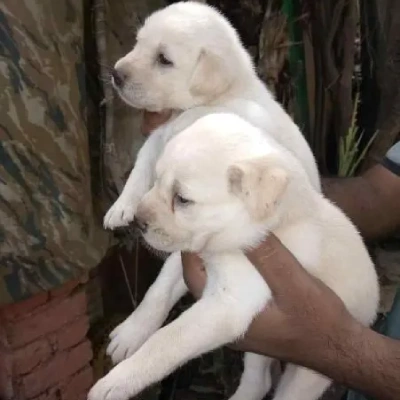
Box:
103, 129, 163, 229
88, 295, 250, 400
106, 252, 187, 364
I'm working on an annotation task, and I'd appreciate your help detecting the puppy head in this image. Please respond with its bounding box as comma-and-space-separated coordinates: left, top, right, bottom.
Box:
111, 2, 253, 112
135, 113, 291, 253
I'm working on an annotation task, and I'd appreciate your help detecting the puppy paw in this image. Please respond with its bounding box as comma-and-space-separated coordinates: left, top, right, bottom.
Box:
88, 368, 130, 400
88, 359, 146, 400
107, 315, 156, 365
103, 197, 136, 230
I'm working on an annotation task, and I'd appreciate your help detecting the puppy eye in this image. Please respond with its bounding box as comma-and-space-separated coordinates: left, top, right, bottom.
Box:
157, 52, 173, 67
174, 194, 192, 206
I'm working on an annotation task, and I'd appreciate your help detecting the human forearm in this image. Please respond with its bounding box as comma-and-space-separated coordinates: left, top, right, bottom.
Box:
322, 165, 400, 240
239, 235, 400, 399
301, 321, 400, 400
322, 176, 381, 239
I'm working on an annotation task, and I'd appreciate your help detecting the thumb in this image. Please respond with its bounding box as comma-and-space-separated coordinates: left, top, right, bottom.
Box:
246, 235, 319, 298
141, 110, 173, 136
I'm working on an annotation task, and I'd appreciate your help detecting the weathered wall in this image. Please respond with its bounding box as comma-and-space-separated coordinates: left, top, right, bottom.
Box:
0, 0, 110, 305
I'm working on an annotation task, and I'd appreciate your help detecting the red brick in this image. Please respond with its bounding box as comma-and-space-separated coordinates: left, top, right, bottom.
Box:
0, 347, 14, 399
54, 316, 89, 351
21, 340, 93, 398
0, 292, 49, 322
50, 275, 88, 300
61, 367, 93, 400
0, 321, 8, 347
13, 339, 52, 375
3, 291, 87, 348
0, 275, 89, 325
75, 392, 91, 400
30, 388, 60, 400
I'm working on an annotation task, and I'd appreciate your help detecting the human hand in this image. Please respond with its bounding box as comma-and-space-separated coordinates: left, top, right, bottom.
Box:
141, 110, 173, 136
181, 235, 359, 366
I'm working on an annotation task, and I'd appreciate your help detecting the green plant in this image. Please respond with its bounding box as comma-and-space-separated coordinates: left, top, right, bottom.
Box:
338, 93, 378, 177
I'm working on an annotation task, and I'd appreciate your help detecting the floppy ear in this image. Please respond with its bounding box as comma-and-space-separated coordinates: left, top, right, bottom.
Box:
228, 157, 289, 220
189, 50, 233, 101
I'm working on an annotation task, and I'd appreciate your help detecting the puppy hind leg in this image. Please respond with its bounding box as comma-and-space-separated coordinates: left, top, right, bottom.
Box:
228, 353, 274, 400
272, 364, 332, 400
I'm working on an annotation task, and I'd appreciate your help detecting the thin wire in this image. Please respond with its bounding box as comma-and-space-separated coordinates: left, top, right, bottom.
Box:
118, 253, 137, 309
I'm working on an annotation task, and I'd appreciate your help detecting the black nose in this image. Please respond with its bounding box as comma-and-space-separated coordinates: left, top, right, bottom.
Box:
111, 68, 125, 87
135, 217, 148, 233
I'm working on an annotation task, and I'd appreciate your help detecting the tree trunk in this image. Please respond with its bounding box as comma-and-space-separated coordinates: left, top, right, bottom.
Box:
361, 0, 400, 169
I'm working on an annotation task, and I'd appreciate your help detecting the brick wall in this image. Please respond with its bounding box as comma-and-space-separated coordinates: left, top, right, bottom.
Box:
0, 276, 93, 400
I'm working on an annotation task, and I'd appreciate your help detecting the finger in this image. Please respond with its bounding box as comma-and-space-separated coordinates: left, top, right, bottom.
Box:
181, 252, 203, 267
229, 303, 286, 353
141, 110, 173, 136
246, 234, 322, 297
181, 252, 207, 298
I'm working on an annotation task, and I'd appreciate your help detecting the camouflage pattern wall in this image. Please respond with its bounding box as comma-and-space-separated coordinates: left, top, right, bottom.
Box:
0, 0, 111, 305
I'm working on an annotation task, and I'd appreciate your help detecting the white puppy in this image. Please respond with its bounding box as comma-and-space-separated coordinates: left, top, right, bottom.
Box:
104, 1, 320, 231
89, 113, 379, 400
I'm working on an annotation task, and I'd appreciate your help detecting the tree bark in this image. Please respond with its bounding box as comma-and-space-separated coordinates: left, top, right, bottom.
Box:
361, 0, 400, 169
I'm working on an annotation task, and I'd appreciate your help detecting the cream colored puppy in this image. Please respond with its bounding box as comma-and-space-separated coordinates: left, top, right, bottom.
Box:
104, 1, 320, 230
89, 113, 379, 400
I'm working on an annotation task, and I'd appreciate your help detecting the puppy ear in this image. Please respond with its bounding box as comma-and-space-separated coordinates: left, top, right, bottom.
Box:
189, 50, 233, 101
228, 157, 289, 220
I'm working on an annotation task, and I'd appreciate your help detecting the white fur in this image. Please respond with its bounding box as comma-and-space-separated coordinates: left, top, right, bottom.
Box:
89, 113, 379, 400
104, 1, 320, 229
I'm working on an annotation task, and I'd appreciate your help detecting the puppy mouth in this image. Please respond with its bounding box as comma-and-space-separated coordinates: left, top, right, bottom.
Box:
139, 236, 171, 260
111, 81, 173, 117
112, 86, 160, 112
113, 86, 139, 108
141, 228, 183, 253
